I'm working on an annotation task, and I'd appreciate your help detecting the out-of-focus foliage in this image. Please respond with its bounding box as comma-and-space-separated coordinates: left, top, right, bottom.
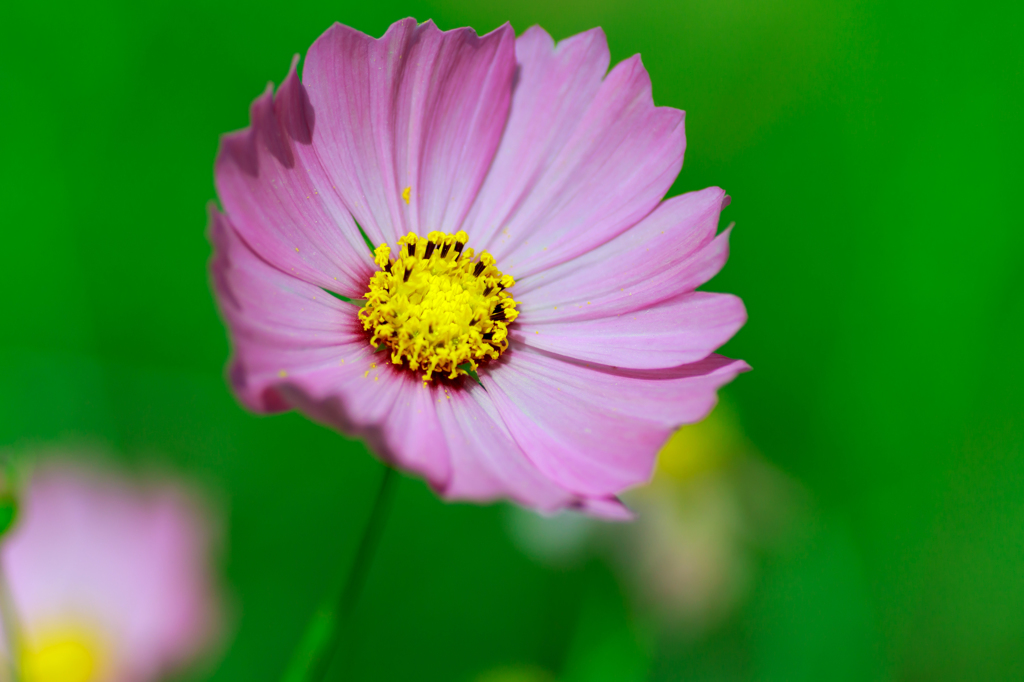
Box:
1, 0, 1021, 680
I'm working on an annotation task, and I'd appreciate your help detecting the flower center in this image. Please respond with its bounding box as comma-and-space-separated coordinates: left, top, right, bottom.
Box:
359, 230, 518, 381
21, 626, 107, 682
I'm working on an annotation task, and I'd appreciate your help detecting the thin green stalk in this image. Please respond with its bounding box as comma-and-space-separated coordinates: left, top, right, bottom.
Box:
282, 465, 398, 682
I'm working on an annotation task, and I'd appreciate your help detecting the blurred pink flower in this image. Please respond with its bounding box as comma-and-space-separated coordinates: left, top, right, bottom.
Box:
1, 461, 222, 682
210, 18, 748, 518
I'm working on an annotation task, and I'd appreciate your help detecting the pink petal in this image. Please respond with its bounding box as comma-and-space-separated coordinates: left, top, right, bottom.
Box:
302, 18, 516, 247
211, 206, 453, 487
577, 496, 636, 521
515, 187, 731, 320
215, 57, 375, 298
461, 26, 609, 250
279, 366, 453, 490
511, 292, 747, 369
436, 385, 638, 519
463, 26, 685, 278
481, 345, 749, 497
435, 383, 579, 512
209, 206, 368, 413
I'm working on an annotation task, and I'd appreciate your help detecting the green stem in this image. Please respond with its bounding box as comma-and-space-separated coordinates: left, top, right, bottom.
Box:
283, 465, 398, 682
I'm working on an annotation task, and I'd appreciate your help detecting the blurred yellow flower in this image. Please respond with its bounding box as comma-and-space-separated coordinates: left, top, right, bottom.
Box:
654, 402, 744, 484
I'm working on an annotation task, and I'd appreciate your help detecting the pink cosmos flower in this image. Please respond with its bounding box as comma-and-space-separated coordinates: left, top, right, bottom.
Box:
210, 18, 749, 519
1, 460, 222, 682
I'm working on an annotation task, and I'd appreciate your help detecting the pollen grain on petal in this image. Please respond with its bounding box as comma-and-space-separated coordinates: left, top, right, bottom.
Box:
402, 186, 411, 204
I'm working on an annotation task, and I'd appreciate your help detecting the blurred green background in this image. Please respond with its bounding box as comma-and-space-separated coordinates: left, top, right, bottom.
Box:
2, 0, 1022, 679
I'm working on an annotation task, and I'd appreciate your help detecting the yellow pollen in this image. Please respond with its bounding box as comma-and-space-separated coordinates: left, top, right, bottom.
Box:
359, 230, 518, 381
401, 186, 411, 204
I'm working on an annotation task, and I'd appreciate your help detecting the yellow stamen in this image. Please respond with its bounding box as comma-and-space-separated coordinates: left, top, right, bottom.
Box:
359, 231, 518, 381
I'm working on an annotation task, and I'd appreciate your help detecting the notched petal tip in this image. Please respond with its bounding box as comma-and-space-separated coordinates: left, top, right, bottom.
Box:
388, 16, 420, 34
518, 24, 555, 50
219, 128, 258, 178
276, 54, 315, 145
251, 84, 294, 169
418, 16, 515, 43
608, 52, 685, 134
216, 55, 318, 177
216, 83, 292, 178
490, 21, 517, 41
